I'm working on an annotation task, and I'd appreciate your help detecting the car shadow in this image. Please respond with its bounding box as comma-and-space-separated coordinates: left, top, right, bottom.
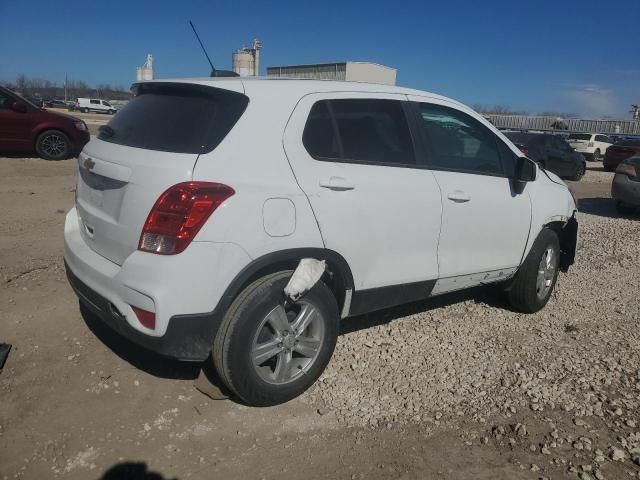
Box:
340, 286, 509, 335
99, 461, 177, 480
578, 197, 639, 219
80, 303, 201, 381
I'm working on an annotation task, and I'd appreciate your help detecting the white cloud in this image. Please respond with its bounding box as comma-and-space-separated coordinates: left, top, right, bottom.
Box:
563, 84, 620, 117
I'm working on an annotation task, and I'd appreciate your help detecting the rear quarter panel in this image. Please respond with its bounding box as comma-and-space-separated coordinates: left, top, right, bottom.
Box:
192, 82, 324, 260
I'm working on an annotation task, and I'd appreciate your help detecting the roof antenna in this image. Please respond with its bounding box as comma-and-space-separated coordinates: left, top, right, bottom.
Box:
189, 20, 238, 77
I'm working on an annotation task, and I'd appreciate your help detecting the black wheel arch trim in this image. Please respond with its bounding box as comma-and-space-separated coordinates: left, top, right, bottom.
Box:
543, 213, 578, 272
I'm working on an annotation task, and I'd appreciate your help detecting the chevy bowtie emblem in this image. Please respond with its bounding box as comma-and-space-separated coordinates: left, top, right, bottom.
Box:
84, 158, 95, 170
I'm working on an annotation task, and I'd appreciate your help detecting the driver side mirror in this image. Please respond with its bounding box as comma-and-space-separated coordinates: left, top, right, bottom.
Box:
515, 156, 536, 183
11, 102, 28, 113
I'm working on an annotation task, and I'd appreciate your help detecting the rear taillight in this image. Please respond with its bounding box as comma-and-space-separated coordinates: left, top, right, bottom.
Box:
616, 163, 638, 178
519, 146, 529, 156
139, 182, 235, 255
588, 142, 594, 147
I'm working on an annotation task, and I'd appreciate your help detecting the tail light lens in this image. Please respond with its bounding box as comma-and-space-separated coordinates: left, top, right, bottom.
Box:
139, 182, 235, 255
519, 146, 529, 156
588, 142, 594, 147
616, 162, 638, 178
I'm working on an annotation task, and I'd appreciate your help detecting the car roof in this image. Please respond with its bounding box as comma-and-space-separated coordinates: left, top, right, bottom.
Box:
138, 77, 466, 108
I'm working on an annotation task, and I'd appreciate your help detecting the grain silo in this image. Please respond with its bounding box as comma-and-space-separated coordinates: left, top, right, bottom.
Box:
232, 40, 262, 77
136, 54, 154, 81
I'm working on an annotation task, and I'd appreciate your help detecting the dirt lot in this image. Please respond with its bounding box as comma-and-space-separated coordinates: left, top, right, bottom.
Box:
1, 158, 639, 480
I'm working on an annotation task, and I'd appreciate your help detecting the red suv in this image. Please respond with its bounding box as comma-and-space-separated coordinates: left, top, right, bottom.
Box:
0, 86, 90, 160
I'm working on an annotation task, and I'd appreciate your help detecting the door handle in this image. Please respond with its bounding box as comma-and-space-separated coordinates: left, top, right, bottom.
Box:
447, 190, 471, 203
319, 176, 355, 191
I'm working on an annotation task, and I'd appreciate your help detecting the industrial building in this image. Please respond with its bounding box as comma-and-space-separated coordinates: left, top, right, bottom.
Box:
266, 62, 397, 85
136, 54, 154, 81
232, 40, 263, 76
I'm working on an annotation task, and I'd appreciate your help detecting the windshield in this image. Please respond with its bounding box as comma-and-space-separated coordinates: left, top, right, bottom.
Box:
97, 83, 249, 154
568, 133, 591, 141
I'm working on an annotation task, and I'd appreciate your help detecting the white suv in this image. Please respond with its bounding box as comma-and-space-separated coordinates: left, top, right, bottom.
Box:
64, 78, 578, 406
567, 133, 613, 161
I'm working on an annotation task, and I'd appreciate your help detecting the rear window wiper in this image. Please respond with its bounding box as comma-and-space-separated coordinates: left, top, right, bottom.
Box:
98, 125, 116, 138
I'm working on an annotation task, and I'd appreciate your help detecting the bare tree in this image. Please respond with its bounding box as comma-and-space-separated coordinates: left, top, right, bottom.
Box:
3, 74, 132, 101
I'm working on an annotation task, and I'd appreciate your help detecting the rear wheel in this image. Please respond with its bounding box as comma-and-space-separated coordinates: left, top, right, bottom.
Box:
507, 229, 560, 313
82, 107, 89, 113
213, 271, 339, 406
592, 149, 601, 161
35, 130, 71, 160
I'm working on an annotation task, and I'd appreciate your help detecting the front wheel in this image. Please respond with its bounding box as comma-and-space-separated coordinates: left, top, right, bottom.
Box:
507, 229, 560, 313
35, 130, 71, 160
570, 162, 586, 181
213, 271, 339, 406
108, 109, 115, 115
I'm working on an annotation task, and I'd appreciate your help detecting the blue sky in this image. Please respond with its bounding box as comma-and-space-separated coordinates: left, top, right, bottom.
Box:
1, 0, 638, 118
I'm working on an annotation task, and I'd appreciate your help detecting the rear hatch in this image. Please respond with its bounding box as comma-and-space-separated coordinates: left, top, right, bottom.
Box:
75, 81, 248, 265
567, 135, 591, 148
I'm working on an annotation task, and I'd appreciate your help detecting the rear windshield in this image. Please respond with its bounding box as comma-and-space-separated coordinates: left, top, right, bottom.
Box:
97, 83, 248, 154
568, 133, 591, 141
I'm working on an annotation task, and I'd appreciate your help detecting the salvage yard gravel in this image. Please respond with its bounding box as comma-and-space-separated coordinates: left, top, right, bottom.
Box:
308, 211, 640, 431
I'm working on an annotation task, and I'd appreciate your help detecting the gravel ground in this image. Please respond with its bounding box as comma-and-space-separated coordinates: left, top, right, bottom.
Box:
1, 158, 639, 479
310, 211, 640, 432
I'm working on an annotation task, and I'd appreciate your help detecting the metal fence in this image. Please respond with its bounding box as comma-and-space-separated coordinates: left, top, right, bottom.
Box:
485, 114, 640, 135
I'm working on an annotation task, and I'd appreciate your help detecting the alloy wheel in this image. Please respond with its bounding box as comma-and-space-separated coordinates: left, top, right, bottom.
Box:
41, 134, 67, 158
251, 301, 325, 385
536, 247, 557, 300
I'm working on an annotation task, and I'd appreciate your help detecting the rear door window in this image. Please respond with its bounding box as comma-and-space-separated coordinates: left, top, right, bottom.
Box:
416, 103, 503, 175
302, 101, 340, 159
302, 99, 415, 166
97, 83, 249, 154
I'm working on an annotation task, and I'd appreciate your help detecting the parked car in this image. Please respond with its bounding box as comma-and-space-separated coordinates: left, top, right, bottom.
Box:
503, 131, 586, 180
0, 85, 90, 160
611, 156, 640, 213
45, 98, 70, 109
567, 133, 613, 161
25, 96, 43, 108
603, 139, 640, 171
75, 98, 116, 114
64, 79, 578, 406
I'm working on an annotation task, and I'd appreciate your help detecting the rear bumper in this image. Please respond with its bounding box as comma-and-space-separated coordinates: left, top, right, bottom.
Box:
66, 263, 216, 360
63, 207, 251, 360
612, 174, 640, 207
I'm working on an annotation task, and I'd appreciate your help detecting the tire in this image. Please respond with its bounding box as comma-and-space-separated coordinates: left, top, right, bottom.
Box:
615, 201, 636, 214
507, 229, 560, 313
569, 162, 585, 181
82, 107, 89, 113
213, 271, 339, 406
108, 109, 115, 115
35, 130, 71, 160
592, 149, 601, 161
